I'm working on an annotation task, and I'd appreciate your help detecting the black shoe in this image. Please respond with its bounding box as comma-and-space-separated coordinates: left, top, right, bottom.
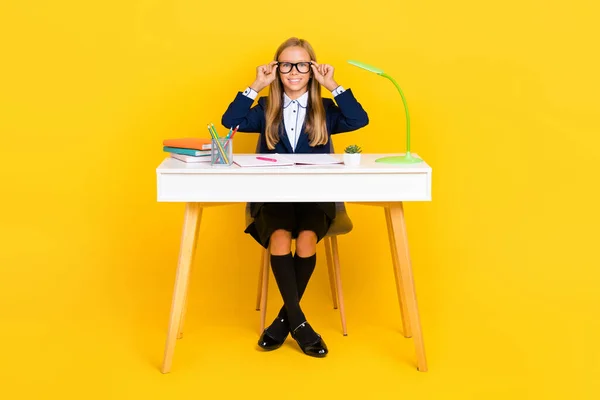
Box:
291, 322, 328, 358
257, 317, 289, 351
258, 330, 286, 351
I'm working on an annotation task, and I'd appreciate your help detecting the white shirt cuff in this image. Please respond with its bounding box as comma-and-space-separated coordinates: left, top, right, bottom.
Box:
242, 87, 258, 100
331, 86, 345, 97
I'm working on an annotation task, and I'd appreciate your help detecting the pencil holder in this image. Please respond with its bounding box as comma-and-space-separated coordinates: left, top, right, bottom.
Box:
210, 138, 233, 166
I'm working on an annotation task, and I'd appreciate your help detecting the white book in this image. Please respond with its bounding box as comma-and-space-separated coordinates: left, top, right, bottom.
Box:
170, 153, 211, 163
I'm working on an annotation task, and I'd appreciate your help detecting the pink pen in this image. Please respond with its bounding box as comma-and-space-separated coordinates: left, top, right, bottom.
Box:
256, 156, 278, 162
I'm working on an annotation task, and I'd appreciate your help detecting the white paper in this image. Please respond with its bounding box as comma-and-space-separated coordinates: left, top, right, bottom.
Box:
233, 154, 295, 167
234, 154, 343, 167
284, 154, 343, 165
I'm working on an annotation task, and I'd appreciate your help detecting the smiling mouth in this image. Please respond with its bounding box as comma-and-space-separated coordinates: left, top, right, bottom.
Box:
288, 79, 302, 84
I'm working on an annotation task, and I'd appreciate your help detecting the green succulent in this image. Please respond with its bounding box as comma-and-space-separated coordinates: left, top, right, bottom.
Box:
344, 144, 362, 154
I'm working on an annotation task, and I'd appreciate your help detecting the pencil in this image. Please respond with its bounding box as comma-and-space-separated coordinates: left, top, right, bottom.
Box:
207, 124, 229, 164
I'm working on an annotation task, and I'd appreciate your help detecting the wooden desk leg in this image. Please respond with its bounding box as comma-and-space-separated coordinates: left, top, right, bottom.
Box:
177, 206, 203, 340
384, 207, 412, 338
256, 250, 266, 311
330, 236, 348, 336
259, 247, 269, 332
388, 202, 428, 372
161, 202, 202, 374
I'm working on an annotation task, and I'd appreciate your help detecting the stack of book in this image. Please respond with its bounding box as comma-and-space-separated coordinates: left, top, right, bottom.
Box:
163, 137, 212, 163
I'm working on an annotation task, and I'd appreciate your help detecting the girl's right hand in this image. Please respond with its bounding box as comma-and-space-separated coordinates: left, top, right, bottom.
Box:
250, 61, 278, 92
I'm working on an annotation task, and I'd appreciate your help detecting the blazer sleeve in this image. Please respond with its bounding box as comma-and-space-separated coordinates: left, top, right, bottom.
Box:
221, 93, 265, 133
326, 89, 369, 134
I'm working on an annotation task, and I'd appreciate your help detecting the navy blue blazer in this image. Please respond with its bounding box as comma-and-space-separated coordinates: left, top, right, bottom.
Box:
221, 89, 369, 220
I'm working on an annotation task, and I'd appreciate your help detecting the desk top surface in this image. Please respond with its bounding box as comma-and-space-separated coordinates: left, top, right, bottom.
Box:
157, 153, 432, 174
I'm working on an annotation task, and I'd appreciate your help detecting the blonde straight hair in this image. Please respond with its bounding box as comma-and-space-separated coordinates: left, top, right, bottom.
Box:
265, 37, 328, 150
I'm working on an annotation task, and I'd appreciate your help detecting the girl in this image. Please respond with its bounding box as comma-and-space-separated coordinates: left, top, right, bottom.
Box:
222, 37, 369, 357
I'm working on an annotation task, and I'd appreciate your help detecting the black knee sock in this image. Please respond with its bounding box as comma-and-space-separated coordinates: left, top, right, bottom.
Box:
266, 253, 318, 341
277, 253, 316, 320
269, 253, 306, 332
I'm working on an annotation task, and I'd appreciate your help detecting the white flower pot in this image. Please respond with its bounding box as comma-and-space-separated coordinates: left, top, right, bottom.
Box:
343, 153, 361, 166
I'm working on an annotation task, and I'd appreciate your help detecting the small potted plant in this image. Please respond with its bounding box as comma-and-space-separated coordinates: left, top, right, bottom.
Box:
343, 144, 362, 166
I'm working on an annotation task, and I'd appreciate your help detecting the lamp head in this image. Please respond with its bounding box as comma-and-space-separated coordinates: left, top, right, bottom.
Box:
347, 60, 384, 75
346, 59, 422, 164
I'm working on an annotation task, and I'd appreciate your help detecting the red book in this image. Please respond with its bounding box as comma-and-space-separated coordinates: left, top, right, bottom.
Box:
162, 137, 212, 150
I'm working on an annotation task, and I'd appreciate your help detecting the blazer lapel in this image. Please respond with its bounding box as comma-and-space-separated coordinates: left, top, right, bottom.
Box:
278, 121, 294, 153
293, 125, 311, 153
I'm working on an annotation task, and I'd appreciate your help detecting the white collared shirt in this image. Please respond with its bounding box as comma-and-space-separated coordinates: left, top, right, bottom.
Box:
242, 86, 345, 151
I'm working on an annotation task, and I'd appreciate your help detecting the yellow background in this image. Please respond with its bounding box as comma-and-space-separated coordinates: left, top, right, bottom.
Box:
1, 0, 599, 398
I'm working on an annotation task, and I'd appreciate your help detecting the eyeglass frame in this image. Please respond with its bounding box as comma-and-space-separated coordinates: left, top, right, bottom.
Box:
276, 61, 313, 74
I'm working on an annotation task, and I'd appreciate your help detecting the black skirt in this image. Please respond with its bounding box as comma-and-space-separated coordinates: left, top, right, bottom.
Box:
245, 202, 332, 249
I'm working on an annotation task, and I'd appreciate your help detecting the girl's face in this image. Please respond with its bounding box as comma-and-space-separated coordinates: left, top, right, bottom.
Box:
278, 46, 312, 97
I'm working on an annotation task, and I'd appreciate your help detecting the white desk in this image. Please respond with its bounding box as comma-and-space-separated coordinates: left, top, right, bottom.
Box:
156, 153, 432, 373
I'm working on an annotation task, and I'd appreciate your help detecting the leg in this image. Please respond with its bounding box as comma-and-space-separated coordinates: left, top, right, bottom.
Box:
330, 236, 348, 336
177, 208, 204, 340
261, 229, 292, 336
290, 230, 328, 356
295, 230, 317, 257
270, 229, 292, 256
270, 229, 315, 336
388, 202, 427, 372
262, 231, 318, 339
177, 300, 189, 339
324, 237, 339, 309
161, 203, 202, 374
385, 207, 412, 338
177, 277, 192, 339
269, 230, 302, 328
259, 247, 269, 331
256, 248, 266, 311
290, 204, 333, 345
254, 204, 296, 346
257, 205, 326, 356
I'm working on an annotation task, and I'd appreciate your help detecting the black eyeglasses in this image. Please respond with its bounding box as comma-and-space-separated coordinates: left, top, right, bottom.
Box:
277, 61, 312, 74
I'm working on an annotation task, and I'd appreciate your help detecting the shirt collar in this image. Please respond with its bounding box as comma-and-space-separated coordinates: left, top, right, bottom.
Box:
283, 90, 309, 109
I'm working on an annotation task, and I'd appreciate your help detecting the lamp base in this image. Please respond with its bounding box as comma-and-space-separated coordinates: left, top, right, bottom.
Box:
375, 152, 422, 164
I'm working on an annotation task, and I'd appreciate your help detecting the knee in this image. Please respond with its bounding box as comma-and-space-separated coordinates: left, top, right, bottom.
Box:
270, 229, 292, 255
296, 230, 317, 257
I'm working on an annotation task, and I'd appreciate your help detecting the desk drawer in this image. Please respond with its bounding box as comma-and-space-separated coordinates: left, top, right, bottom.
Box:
157, 171, 431, 202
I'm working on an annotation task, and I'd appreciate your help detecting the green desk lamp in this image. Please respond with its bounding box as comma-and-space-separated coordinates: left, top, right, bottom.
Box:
347, 60, 422, 164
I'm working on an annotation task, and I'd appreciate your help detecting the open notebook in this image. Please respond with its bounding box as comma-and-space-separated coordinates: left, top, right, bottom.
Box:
233, 154, 343, 167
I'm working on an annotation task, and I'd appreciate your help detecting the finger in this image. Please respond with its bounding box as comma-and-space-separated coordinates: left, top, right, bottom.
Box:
268, 60, 278, 66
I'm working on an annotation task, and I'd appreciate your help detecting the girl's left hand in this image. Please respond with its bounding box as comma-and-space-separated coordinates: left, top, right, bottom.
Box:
311, 62, 339, 92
